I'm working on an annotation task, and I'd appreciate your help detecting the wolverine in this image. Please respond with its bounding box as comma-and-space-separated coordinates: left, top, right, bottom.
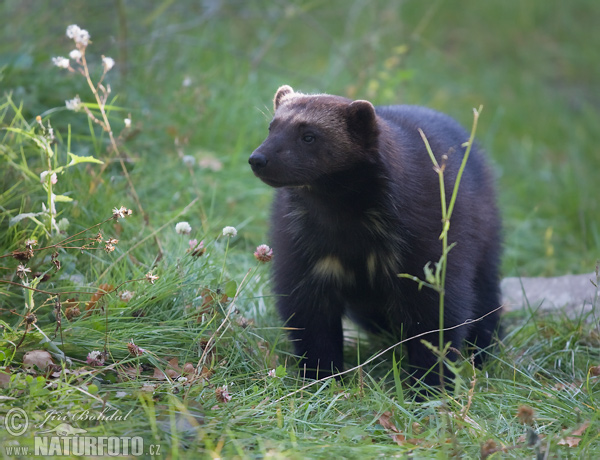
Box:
249, 85, 502, 386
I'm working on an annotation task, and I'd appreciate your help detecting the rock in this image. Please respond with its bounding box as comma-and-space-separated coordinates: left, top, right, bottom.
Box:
501, 272, 599, 315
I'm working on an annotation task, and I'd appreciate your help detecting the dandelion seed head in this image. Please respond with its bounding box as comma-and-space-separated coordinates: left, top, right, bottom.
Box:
222, 226, 237, 238
175, 221, 192, 235
182, 155, 196, 167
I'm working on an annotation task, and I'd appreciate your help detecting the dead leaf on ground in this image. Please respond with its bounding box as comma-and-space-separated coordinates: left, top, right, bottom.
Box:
589, 365, 600, 377
0, 369, 12, 388
23, 350, 54, 371
377, 411, 407, 446
85, 283, 114, 315
558, 421, 591, 448
118, 364, 142, 381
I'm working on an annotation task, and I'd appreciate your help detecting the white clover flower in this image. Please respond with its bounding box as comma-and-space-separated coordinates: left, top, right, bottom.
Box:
86, 350, 105, 366
52, 56, 70, 69
65, 95, 82, 111
254, 244, 273, 263
222, 226, 237, 237
40, 171, 58, 185
124, 118, 132, 128
102, 56, 115, 72
175, 221, 192, 235
69, 49, 82, 60
182, 155, 196, 167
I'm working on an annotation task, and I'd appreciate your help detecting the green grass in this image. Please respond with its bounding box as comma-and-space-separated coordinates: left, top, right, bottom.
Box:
1, 1, 599, 458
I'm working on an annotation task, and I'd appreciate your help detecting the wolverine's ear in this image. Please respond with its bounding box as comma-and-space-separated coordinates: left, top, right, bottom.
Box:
347, 100, 378, 143
274, 85, 294, 110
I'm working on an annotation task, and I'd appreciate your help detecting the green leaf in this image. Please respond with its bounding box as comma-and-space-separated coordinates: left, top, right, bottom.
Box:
9, 212, 44, 227
224, 279, 238, 298
67, 152, 104, 167
275, 364, 287, 378
53, 194, 73, 203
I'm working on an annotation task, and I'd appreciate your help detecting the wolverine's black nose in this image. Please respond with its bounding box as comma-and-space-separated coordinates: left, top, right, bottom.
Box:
249, 152, 268, 170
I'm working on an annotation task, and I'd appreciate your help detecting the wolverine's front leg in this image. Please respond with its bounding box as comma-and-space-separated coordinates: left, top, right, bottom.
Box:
276, 282, 345, 380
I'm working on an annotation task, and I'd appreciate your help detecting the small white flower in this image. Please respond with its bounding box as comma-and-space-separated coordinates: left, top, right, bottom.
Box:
112, 206, 132, 220
16, 264, 31, 279
124, 118, 131, 128
40, 171, 57, 185
268, 369, 276, 378
145, 272, 159, 284
76, 29, 91, 46
69, 49, 82, 60
222, 226, 237, 238
182, 155, 196, 167
68, 25, 91, 46
65, 95, 82, 111
52, 56, 70, 69
175, 221, 192, 235
66, 25, 91, 46
119, 290, 135, 302
66, 24, 81, 39
102, 56, 115, 72
182, 76, 192, 87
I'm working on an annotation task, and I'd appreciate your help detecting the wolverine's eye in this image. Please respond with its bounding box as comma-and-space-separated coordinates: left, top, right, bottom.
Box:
302, 133, 315, 144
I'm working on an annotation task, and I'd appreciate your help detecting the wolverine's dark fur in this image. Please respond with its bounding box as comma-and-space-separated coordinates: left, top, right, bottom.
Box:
249, 85, 502, 385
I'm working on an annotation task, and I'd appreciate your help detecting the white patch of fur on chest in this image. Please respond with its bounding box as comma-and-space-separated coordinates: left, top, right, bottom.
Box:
311, 255, 354, 286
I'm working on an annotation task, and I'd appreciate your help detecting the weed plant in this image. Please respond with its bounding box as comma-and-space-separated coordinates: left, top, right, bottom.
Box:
1, 2, 599, 459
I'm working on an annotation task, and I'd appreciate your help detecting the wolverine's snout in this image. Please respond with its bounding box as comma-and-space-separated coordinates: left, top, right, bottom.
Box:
248, 151, 268, 171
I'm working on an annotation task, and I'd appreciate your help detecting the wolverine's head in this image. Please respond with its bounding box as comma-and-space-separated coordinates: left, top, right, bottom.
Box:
249, 85, 379, 188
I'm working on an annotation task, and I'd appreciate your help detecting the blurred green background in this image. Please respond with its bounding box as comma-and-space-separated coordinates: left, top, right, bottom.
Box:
2, 0, 599, 276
